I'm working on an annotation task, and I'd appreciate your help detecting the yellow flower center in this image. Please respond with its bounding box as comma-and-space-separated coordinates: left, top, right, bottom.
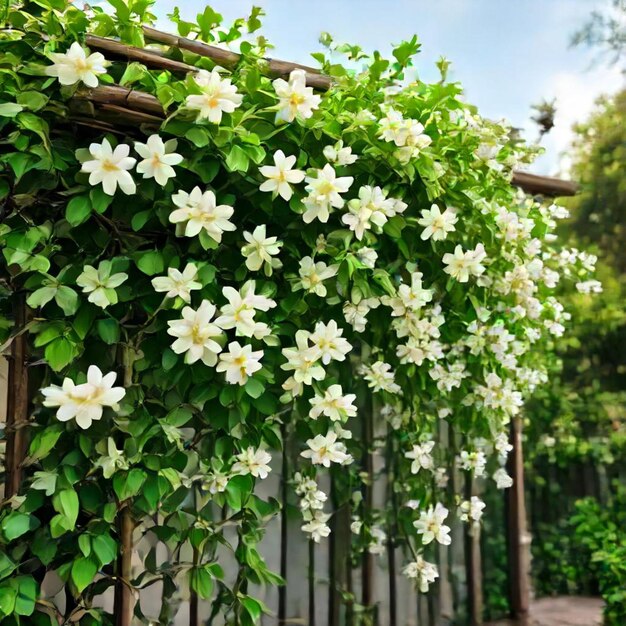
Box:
101, 159, 120, 172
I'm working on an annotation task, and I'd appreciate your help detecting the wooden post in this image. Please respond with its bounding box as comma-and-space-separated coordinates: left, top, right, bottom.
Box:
114, 506, 135, 626
278, 422, 288, 625
361, 402, 374, 611
464, 474, 483, 626
308, 538, 316, 626
4, 294, 29, 499
506, 416, 530, 619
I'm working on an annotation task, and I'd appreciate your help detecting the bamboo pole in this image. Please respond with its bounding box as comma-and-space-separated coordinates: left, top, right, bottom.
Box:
511, 170, 577, 197
3, 293, 29, 498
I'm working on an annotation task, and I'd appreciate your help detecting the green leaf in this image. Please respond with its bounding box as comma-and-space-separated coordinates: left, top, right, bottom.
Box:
54, 286, 79, 315
27, 286, 57, 309
241, 596, 263, 623
135, 250, 164, 275
225, 145, 250, 173
90, 187, 113, 214
185, 127, 211, 147
16, 91, 48, 111
13, 576, 37, 616
66, 196, 92, 226
0, 553, 16, 580
55, 489, 79, 529
244, 378, 265, 399
0, 103, 23, 117
1, 512, 38, 541
78, 534, 91, 557
92, 534, 117, 566
190, 567, 213, 600
28, 426, 63, 462
113, 468, 147, 500
71, 557, 97, 594
96, 318, 120, 344
45, 337, 76, 372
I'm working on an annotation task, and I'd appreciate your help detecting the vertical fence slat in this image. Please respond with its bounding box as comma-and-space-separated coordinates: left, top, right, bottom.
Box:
465, 474, 483, 625
308, 538, 316, 626
115, 506, 135, 626
506, 416, 530, 619
4, 294, 29, 499
361, 402, 374, 610
278, 423, 288, 624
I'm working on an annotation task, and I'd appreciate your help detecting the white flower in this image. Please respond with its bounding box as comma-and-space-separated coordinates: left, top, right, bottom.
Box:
80, 139, 136, 196
95, 437, 128, 479
186, 69, 243, 123
46, 42, 108, 87
459, 496, 486, 526
493, 468, 513, 489
413, 503, 451, 545
418, 204, 458, 241
167, 300, 224, 366
241, 225, 283, 275
232, 447, 272, 479
302, 510, 331, 542
308, 320, 352, 365
343, 298, 380, 333
273, 69, 321, 123
458, 450, 487, 477
362, 361, 402, 394
442, 244, 487, 283
259, 150, 305, 201
368, 526, 387, 555
203, 471, 230, 494
214, 282, 276, 339
216, 341, 263, 385
281, 330, 326, 388
323, 141, 358, 165
169, 187, 235, 242
151, 263, 201, 303
301, 431, 352, 467
403, 556, 439, 593
494, 432, 513, 464
474, 142, 502, 171
309, 384, 357, 421
296, 256, 338, 297
303, 165, 353, 223
77, 261, 127, 309
41, 365, 125, 430
134, 135, 183, 186
355, 247, 378, 269
405, 441, 435, 474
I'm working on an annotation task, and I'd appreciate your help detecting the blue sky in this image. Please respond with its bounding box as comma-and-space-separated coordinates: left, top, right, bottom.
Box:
152, 0, 623, 176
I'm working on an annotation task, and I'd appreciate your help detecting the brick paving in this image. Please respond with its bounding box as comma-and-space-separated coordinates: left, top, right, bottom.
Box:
486, 596, 603, 626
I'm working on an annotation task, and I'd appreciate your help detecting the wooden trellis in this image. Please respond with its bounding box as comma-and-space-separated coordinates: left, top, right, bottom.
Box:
1, 24, 578, 626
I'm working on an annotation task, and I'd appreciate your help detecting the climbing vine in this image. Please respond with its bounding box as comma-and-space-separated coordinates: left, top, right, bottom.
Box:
0, 0, 597, 624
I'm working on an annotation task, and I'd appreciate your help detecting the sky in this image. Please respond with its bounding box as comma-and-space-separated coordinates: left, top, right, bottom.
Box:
151, 0, 623, 176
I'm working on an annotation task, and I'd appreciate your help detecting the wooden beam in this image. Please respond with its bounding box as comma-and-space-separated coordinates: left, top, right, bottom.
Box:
511, 171, 578, 197
3, 294, 30, 499
505, 417, 530, 619
141, 26, 331, 91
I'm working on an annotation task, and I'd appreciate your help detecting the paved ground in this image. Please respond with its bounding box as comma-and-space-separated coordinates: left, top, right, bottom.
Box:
486, 596, 603, 626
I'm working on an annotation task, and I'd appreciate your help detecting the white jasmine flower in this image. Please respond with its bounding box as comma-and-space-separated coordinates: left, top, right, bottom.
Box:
214, 282, 276, 339
41, 365, 125, 430
77, 261, 127, 309
355, 247, 378, 269
442, 243, 487, 283
368, 526, 387, 555
309, 384, 357, 421
303, 164, 353, 223
403, 556, 439, 593
323, 140, 358, 165
474, 142, 502, 170
232, 447, 272, 479
459, 496, 486, 527
296, 256, 338, 297
186, 69, 243, 123
134, 135, 183, 186
494, 432, 513, 464
457, 450, 487, 477
151, 263, 201, 303
241, 225, 283, 275
216, 341, 263, 385
167, 300, 224, 366
259, 150, 305, 201
302, 510, 331, 542
80, 138, 136, 196
95, 437, 129, 479
343, 298, 380, 333
301, 431, 352, 467
203, 471, 230, 494
362, 361, 402, 394
493, 468, 513, 489
46, 42, 108, 87
281, 330, 326, 387
342, 185, 396, 240
169, 187, 235, 242
405, 441, 435, 474
413, 503, 451, 546
308, 320, 352, 365
418, 204, 458, 241
273, 69, 321, 123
